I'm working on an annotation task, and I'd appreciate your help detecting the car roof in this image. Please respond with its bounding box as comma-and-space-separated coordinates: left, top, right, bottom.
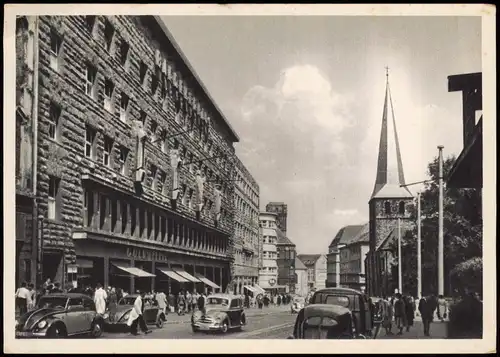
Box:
313, 287, 363, 296
41, 293, 92, 300
303, 304, 352, 317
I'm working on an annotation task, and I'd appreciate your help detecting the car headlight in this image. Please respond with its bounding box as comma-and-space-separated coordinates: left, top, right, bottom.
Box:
122, 312, 130, 321
37, 320, 47, 329
215, 317, 222, 323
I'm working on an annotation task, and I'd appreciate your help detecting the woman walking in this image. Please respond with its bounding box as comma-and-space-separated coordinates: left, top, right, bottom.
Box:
404, 295, 415, 332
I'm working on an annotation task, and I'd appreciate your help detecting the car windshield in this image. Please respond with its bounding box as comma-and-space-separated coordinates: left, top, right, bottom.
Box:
311, 293, 350, 308
119, 297, 136, 305
37, 296, 68, 309
206, 297, 229, 306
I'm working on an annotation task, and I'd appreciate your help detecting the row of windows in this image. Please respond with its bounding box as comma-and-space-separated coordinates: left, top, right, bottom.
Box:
262, 235, 277, 245
260, 267, 277, 274
234, 222, 258, 246
340, 260, 363, 273
384, 201, 406, 215
235, 172, 258, 205
234, 249, 258, 267
235, 194, 258, 223
259, 220, 276, 229
262, 251, 277, 260
277, 249, 296, 260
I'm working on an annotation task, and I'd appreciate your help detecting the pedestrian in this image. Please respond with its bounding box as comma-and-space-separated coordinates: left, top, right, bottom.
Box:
27, 283, 37, 311
192, 291, 199, 311
197, 292, 206, 315
177, 291, 186, 315
418, 295, 434, 337
94, 283, 108, 316
404, 295, 415, 332
380, 296, 393, 335
437, 295, 448, 322
108, 287, 118, 322
245, 294, 250, 309
277, 294, 282, 306
15, 282, 31, 316
186, 291, 192, 313
42, 278, 52, 291
127, 291, 152, 336
393, 293, 406, 335
155, 289, 168, 316
257, 294, 263, 309
168, 292, 175, 313
51, 282, 63, 293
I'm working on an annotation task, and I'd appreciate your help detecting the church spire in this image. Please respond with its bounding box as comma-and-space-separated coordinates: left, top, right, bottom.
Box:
371, 69, 413, 199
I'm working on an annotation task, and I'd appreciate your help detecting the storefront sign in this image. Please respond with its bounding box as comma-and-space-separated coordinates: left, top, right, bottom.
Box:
126, 247, 169, 262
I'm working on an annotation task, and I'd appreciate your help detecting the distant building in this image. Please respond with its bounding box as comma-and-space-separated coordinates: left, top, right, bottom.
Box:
365, 72, 414, 297
294, 257, 308, 297
297, 254, 327, 291
265, 202, 288, 235
258, 212, 279, 292
326, 225, 364, 288
339, 223, 370, 292
276, 228, 296, 294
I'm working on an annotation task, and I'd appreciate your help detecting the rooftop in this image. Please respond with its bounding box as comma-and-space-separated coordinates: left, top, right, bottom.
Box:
295, 257, 307, 270
343, 223, 370, 246
276, 228, 295, 246
329, 224, 365, 248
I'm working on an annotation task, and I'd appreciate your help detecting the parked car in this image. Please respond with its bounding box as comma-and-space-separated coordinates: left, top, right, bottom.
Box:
15, 293, 104, 339
103, 294, 166, 331
309, 287, 375, 337
287, 304, 381, 340
291, 296, 306, 314
191, 294, 247, 334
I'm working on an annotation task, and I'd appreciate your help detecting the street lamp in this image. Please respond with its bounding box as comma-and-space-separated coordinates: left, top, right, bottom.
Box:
437, 145, 445, 296
336, 244, 346, 288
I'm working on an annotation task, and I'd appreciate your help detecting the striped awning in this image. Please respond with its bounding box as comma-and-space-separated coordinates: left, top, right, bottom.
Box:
112, 264, 155, 278
253, 284, 266, 294
195, 274, 220, 289
173, 269, 201, 283
243, 285, 257, 293
157, 268, 190, 283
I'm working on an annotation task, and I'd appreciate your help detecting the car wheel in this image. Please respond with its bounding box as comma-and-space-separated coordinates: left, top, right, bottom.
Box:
91, 320, 103, 338
220, 321, 229, 334
156, 317, 164, 328
192, 325, 199, 333
47, 324, 67, 338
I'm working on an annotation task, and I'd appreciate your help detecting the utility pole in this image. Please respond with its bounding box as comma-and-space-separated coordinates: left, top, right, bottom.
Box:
398, 218, 402, 294
437, 145, 445, 296
417, 192, 422, 299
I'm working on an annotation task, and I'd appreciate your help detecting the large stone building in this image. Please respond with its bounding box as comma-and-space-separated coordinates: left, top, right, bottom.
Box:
365, 72, 414, 297
15, 15, 242, 294
297, 254, 327, 291
326, 225, 364, 288
339, 223, 370, 292
258, 212, 279, 292
276, 228, 296, 294
232, 156, 261, 295
265, 202, 288, 235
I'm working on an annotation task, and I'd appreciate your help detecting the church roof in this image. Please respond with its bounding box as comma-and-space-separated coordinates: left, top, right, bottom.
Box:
294, 257, 307, 270
371, 71, 413, 200
376, 226, 411, 251
344, 223, 370, 246
276, 228, 295, 246
328, 225, 365, 248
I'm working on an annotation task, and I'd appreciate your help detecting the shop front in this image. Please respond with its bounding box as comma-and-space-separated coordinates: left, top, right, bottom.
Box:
72, 234, 226, 295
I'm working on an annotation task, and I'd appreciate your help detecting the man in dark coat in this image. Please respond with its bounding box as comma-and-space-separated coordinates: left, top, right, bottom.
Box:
418, 295, 434, 336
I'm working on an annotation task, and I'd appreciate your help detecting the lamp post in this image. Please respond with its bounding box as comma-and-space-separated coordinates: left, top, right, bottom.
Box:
417, 192, 422, 299
397, 218, 402, 294
336, 244, 346, 288
437, 145, 445, 296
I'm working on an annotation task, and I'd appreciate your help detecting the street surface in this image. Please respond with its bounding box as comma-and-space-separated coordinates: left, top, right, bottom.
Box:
102, 306, 447, 339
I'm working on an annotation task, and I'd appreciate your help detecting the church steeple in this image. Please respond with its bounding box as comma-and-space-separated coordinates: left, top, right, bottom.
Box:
371, 68, 413, 199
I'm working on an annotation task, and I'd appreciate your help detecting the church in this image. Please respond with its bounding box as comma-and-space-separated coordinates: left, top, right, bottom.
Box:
365, 70, 415, 298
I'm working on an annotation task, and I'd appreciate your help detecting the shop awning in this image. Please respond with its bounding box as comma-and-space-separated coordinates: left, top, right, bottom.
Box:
173, 269, 201, 283
157, 268, 190, 283
243, 285, 257, 293
112, 264, 155, 278
253, 284, 266, 294
195, 274, 220, 289
76, 258, 93, 268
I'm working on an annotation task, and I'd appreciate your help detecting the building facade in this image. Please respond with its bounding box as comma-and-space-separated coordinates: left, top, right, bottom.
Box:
297, 254, 327, 291
258, 212, 278, 291
265, 202, 288, 235
232, 156, 260, 295
366, 73, 414, 297
276, 228, 296, 294
326, 225, 364, 288
294, 257, 308, 297
339, 223, 369, 292
16, 15, 242, 294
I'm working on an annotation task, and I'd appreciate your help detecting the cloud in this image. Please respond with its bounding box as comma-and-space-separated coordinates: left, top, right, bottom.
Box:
333, 209, 360, 217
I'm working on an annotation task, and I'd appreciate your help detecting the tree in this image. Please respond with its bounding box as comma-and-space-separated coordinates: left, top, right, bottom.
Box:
389, 155, 482, 297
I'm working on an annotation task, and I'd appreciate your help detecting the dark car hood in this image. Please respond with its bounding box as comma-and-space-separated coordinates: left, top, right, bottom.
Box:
204, 307, 227, 318
17, 308, 63, 330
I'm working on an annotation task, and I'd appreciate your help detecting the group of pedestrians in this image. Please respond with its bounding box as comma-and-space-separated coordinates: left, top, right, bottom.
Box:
254, 292, 292, 309
377, 293, 417, 336
15, 278, 67, 316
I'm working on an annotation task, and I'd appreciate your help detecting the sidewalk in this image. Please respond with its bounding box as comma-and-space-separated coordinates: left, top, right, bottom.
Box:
164, 305, 290, 325
377, 318, 448, 339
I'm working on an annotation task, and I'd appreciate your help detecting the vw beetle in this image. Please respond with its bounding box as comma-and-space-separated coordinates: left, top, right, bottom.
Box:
103, 294, 166, 331
287, 304, 382, 340
15, 293, 104, 339
191, 293, 247, 334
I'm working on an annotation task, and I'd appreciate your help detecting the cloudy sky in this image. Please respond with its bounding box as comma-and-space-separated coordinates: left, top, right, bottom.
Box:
161, 15, 481, 254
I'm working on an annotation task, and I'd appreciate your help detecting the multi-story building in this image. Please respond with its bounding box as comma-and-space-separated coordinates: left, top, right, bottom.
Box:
258, 212, 278, 291
15, 15, 241, 294
339, 223, 370, 292
365, 72, 414, 297
326, 225, 364, 288
232, 156, 261, 295
265, 202, 288, 235
297, 254, 327, 291
294, 257, 308, 297
276, 228, 296, 294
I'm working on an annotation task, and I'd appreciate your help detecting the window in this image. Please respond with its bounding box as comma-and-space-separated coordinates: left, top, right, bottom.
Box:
150, 120, 158, 145
398, 201, 405, 215
187, 189, 194, 209
160, 130, 167, 153
181, 184, 187, 205
151, 66, 160, 95
104, 78, 115, 112
85, 16, 96, 35
187, 153, 193, 173
119, 40, 130, 69
103, 18, 115, 53
48, 102, 61, 140
139, 61, 147, 87
85, 126, 96, 159
384, 201, 391, 215
85, 63, 97, 99
48, 176, 60, 220
139, 110, 147, 126
118, 146, 129, 175
103, 136, 113, 167
49, 29, 63, 72
150, 165, 158, 190
120, 93, 129, 122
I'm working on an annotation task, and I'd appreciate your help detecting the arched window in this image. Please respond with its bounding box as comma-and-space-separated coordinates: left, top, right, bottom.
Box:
384, 201, 391, 214
398, 201, 405, 214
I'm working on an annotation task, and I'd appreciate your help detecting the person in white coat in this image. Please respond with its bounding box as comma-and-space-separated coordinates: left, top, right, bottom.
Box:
127, 291, 152, 336
93, 283, 108, 315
